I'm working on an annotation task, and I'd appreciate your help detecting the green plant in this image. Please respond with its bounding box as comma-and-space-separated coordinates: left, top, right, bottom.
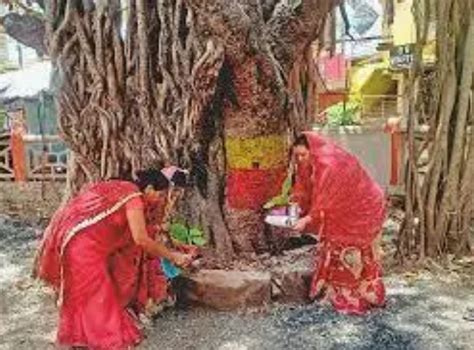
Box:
263, 172, 292, 209
326, 102, 360, 126
169, 222, 207, 246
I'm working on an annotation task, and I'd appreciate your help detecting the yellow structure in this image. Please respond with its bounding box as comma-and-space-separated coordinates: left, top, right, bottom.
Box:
350, 55, 393, 96
390, 0, 417, 46
381, 0, 436, 63
349, 0, 437, 117
318, 1, 435, 118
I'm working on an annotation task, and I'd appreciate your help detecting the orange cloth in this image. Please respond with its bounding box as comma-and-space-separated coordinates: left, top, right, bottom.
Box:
10, 121, 27, 182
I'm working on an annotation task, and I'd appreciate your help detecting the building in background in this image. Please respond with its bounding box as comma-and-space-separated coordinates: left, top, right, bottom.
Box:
0, 57, 66, 181
0, 6, 65, 182
315, 0, 436, 126
316, 0, 399, 125
379, 0, 436, 118
312, 0, 437, 189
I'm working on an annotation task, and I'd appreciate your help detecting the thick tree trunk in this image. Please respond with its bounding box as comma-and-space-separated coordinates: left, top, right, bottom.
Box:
222, 56, 288, 252
44, 0, 335, 256
189, 0, 334, 253
400, 0, 474, 261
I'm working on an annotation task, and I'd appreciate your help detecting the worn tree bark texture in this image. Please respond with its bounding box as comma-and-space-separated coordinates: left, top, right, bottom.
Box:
400, 0, 474, 261
179, 0, 334, 253
8, 0, 336, 256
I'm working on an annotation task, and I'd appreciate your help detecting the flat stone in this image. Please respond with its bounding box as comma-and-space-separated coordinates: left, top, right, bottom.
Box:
183, 269, 272, 310
179, 246, 315, 310
269, 246, 314, 303
271, 268, 312, 304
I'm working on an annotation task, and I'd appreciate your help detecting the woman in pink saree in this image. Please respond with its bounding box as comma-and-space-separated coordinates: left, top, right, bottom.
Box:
34, 168, 193, 349
291, 133, 386, 315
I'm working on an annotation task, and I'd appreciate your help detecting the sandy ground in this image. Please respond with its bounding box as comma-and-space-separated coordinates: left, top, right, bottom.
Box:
0, 182, 64, 226
1, 214, 474, 350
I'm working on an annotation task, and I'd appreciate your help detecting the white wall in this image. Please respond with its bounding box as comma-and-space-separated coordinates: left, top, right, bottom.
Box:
313, 125, 391, 189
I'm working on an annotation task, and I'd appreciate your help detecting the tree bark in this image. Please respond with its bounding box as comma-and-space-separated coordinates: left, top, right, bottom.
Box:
40, 0, 336, 256
187, 0, 333, 252
400, 0, 474, 260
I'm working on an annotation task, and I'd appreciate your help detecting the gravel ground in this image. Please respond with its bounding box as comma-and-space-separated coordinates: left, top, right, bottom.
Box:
143, 277, 474, 350
1, 215, 473, 350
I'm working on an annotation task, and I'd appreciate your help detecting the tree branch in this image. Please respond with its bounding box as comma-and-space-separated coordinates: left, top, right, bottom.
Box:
260, 0, 279, 22
188, 0, 337, 73
266, 0, 337, 73
185, 0, 253, 60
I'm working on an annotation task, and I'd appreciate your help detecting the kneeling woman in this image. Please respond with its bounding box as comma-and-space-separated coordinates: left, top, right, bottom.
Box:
34, 169, 193, 349
291, 133, 386, 315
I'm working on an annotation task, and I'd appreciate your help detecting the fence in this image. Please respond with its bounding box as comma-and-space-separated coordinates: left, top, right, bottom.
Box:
316, 94, 402, 124
359, 94, 400, 120
0, 134, 68, 181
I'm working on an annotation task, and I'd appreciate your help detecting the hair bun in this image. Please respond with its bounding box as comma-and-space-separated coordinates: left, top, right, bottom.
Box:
135, 168, 169, 191
170, 170, 188, 188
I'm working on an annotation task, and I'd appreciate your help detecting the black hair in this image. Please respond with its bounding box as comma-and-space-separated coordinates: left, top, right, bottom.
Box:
293, 134, 310, 149
170, 169, 188, 188
289, 134, 310, 162
134, 169, 170, 192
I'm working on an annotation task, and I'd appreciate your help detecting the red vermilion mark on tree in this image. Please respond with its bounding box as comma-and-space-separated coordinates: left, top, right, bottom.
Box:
226, 167, 287, 210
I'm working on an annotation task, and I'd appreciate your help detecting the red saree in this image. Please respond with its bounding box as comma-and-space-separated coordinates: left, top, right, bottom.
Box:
293, 132, 386, 315
35, 180, 167, 349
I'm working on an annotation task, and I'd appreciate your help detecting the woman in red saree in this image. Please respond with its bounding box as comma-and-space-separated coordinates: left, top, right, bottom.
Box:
291, 132, 386, 315
34, 169, 193, 349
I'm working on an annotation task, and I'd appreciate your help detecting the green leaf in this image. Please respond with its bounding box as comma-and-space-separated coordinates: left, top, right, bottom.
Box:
170, 223, 188, 243
191, 236, 207, 246
263, 173, 292, 209
189, 227, 203, 238
189, 227, 206, 246
263, 194, 289, 209
326, 102, 361, 126
281, 175, 292, 196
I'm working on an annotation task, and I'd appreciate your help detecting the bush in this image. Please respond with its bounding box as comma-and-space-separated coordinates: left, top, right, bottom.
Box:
326, 101, 361, 126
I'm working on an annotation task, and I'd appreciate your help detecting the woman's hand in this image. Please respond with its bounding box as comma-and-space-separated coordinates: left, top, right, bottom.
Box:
292, 215, 312, 232
171, 252, 194, 268
160, 222, 170, 232
288, 194, 298, 204
127, 207, 188, 262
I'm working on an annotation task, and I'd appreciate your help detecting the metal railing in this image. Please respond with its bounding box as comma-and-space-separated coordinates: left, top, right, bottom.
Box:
359, 94, 401, 120
316, 94, 402, 125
